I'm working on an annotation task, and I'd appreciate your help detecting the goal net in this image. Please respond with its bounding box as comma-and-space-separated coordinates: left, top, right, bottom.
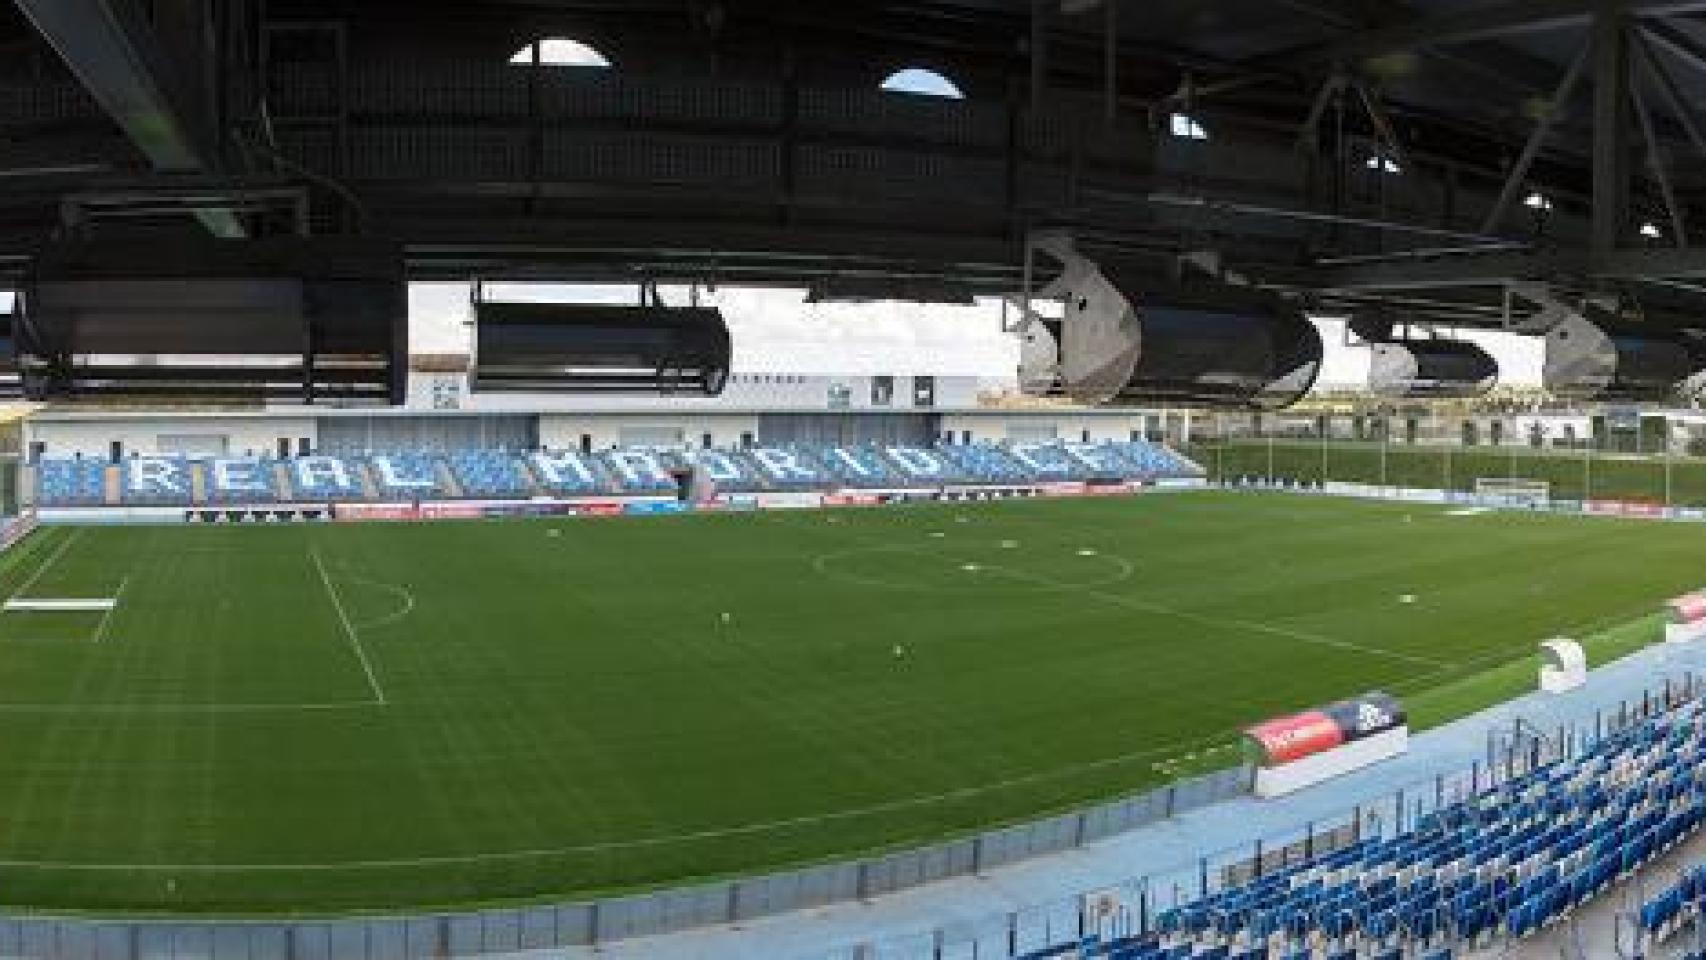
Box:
1473, 477, 1551, 505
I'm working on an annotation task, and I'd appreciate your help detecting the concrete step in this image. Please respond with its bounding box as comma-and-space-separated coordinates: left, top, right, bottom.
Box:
435, 460, 464, 498
272, 461, 295, 501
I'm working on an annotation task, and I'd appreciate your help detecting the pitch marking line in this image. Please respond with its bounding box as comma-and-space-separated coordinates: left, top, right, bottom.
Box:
0, 728, 1244, 871
0, 701, 384, 714
7, 528, 82, 602
338, 569, 417, 631
88, 577, 127, 644
820, 533, 1447, 670
309, 547, 388, 704
978, 561, 1448, 669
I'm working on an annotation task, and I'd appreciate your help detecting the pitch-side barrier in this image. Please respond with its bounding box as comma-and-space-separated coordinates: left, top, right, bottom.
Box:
30, 478, 1194, 526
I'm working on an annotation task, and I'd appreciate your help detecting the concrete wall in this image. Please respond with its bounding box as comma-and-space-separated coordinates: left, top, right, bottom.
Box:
407, 372, 985, 414
536, 413, 761, 451
938, 411, 1161, 444
25, 409, 1164, 459
25, 417, 318, 460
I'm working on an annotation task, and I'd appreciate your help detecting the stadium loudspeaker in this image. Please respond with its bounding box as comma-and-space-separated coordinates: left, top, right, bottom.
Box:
1361, 326, 1499, 399
1014, 235, 1321, 410
1542, 306, 1706, 402
470, 295, 730, 396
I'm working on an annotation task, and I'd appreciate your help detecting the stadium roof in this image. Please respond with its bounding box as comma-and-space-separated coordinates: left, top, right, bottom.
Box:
10, 1, 1706, 326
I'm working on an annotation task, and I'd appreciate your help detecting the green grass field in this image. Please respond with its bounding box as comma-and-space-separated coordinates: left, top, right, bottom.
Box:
0, 492, 1700, 914
1182, 438, 1706, 504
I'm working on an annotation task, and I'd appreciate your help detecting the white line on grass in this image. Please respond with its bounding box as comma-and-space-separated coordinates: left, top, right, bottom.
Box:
309, 547, 388, 704
0, 727, 1243, 871
88, 577, 127, 643
339, 570, 417, 631
818, 532, 1448, 670
979, 561, 1448, 669
8, 528, 82, 601
0, 700, 384, 713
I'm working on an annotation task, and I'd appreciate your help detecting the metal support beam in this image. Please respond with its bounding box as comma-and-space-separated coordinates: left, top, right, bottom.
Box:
1322, 245, 1706, 289
1311, 0, 1706, 66
1102, 0, 1117, 124
1351, 79, 1408, 170
1030, 0, 1048, 115
1637, 28, 1706, 161
1481, 43, 1590, 234
1592, 10, 1632, 254
1641, 18, 1706, 73
15, 0, 243, 237
1629, 64, 1686, 245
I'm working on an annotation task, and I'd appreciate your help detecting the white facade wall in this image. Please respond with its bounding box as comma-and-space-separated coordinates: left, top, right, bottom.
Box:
406, 371, 982, 414
537, 413, 760, 451
938, 412, 1159, 444
26, 409, 1162, 460
25, 416, 317, 460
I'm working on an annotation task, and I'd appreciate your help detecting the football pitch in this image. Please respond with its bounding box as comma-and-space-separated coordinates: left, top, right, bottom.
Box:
0, 492, 1700, 913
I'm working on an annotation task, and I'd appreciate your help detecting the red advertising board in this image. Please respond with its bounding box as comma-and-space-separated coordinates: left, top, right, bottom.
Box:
1245, 711, 1345, 765
823, 493, 881, 507
1585, 499, 1666, 518
418, 503, 482, 520
1245, 691, 1405, 766
1670, 593, 1706, 625
1039, 482, 1088, 497
334, 503, 417, 521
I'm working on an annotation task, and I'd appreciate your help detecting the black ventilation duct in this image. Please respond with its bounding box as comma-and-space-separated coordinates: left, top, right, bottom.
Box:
19, 237, 404, 403
472, 300, 731, 395
1543, 305, 1706, 403
1018, 238, 1321, 410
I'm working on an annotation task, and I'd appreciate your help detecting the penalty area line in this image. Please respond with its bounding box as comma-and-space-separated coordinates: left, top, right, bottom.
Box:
309, 547, 388, 705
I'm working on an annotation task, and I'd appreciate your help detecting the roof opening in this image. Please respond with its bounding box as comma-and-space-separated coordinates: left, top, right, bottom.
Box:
880, 68, 964, 99
1168, 113, 1208, 140
509, 37, 611, 67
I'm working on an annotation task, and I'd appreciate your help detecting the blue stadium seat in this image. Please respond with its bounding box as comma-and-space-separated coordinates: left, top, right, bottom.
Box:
366, 453, 448, 499
446, 450, 533, 497
1016, 697, 1706, 960
36, 458, 107, 506
527, 450, 609, 495
120, 456, 193, 505
599, 448, 678, 493
203, 458, 282, 504
35, 439, 1206, 505
287, 455, 367, 501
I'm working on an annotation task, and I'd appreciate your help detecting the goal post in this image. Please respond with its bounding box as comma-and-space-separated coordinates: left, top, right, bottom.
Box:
1473, 477, 1551, 505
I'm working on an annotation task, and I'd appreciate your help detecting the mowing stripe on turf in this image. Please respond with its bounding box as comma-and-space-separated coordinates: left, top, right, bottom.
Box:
828, 530, 1450, 670
977, 562, 1449, 669
7, 528, 81, 601
0, 700, 384, 713
0, 727, 1247, 871
308, 546, 388, 704
87, 576, 127, 644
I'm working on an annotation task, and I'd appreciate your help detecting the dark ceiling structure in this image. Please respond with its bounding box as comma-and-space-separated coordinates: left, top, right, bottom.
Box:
11, 0, 1706, 328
